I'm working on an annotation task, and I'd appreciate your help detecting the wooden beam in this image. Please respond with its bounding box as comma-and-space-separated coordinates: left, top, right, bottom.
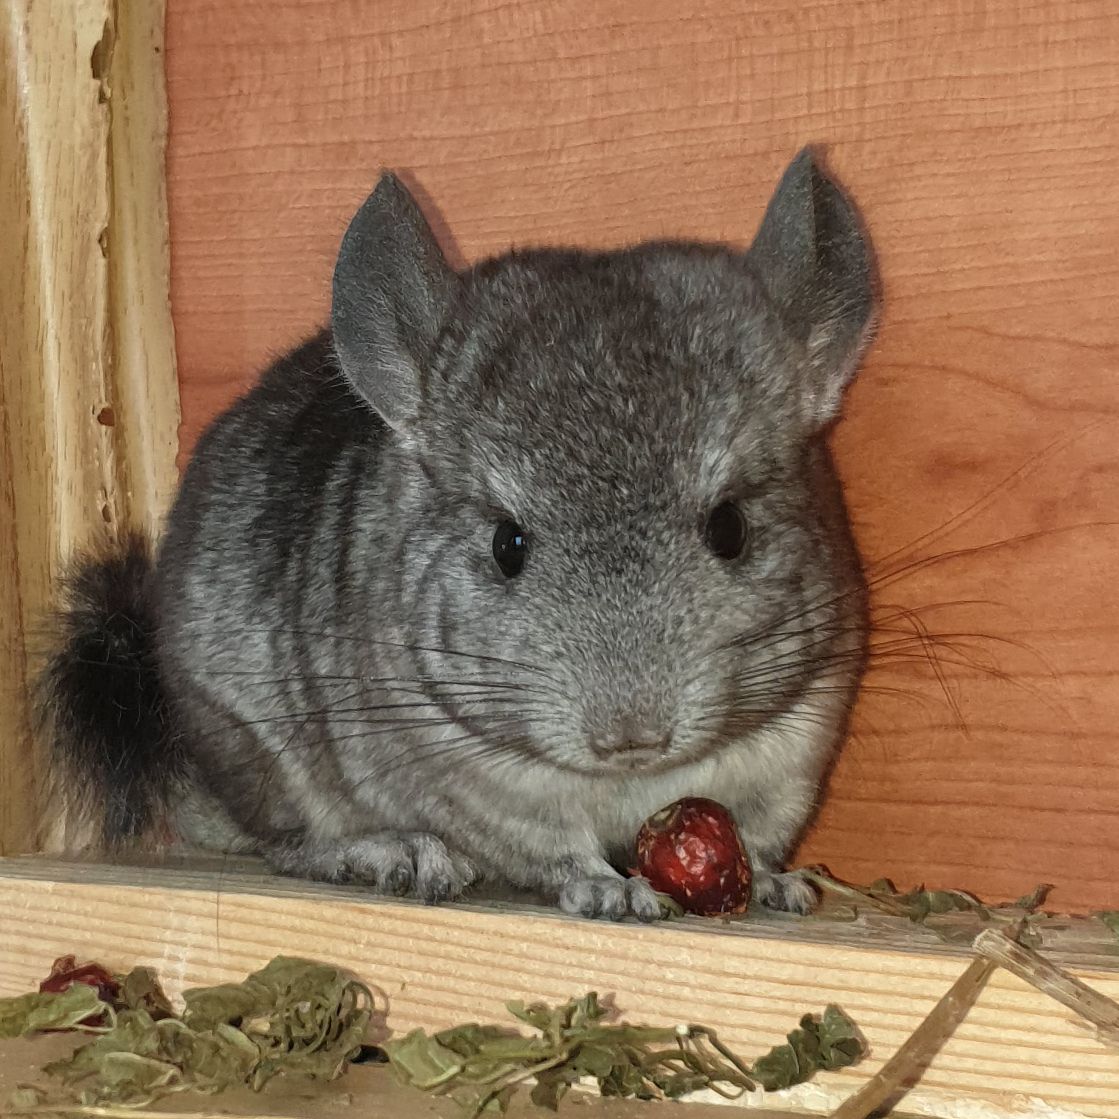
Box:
0, 0, 179, 856
105, 0, 181, 542
0, 0, 116, 856
0, 859, 1116, 1117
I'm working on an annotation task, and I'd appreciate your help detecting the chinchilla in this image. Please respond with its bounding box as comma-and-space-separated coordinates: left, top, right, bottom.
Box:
38, 148, 875, 920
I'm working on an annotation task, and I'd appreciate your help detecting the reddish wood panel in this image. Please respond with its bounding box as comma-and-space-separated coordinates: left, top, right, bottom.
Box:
164, 0, 1119, 912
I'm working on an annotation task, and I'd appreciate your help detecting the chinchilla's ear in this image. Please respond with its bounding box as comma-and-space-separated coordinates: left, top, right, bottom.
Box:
331, 173, 458, 430
747, 148, 876, 427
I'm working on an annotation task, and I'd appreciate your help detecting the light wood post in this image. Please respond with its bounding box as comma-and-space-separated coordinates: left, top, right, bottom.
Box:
0, 0, 179, 855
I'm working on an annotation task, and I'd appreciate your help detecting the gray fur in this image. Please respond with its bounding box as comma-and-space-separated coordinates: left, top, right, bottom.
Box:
149, 149, 875, 919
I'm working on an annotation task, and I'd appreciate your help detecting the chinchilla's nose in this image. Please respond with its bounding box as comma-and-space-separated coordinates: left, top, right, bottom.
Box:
588, 716, 672, 759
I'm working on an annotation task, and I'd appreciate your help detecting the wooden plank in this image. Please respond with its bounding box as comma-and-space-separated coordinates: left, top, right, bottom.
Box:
160, 0, 1119, 914
0, 859, 1116, 1117
0, 0, 116, 856
0, 0, 179, 855
105, 0, 181, 542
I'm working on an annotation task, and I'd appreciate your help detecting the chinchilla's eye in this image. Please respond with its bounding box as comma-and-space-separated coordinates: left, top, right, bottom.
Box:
492, 520, 528, 578
704, 501, 747, 560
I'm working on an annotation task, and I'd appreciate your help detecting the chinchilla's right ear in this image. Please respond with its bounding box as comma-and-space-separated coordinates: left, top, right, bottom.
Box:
331, 173, 459, 431
747, 149, 876, 428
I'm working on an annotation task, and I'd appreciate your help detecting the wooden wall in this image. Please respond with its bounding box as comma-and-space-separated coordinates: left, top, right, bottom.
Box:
163, 0, 1119, 913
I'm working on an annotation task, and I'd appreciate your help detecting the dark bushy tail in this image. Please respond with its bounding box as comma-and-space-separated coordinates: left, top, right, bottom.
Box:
36, 535, 182, 845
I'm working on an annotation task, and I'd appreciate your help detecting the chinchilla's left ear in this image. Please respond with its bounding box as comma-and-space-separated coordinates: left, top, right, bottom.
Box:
748, 149, 876, 427
331, 173, 459, 432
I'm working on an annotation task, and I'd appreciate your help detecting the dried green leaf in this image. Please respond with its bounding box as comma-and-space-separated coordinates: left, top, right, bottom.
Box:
181, 956, 342, 1029
159, 1020, 259, 1095
179, 980, 265, 1031
749, 1034, 803, 1089
807, 867, 1032, 943
507, 992, 605, 1040
118, 967, 174, 1019
529, 1068, 574, 1111
652, 892, 685, 919
1098, 912, 1119, 942
571, 1043, 615, 1079
0, 985, 108, 1039
600, 1058, 647, 1099
44, 1009, 165, 1088
382, 995, 766, 1117
94, 1051, 181, 1098
384, 1027, 467, 1089
659, 1071, 711, 1098
750, 1004, 865, 1091
7, 1085, 50, 1112
504, 1001, 556, 1034
887, 883, 988, 923
182, 956, 373, 1089
451, 1083, 516, 1114
7, 957, 866, 1118
1012, 884, 1053, 912
435, 1023, 510, 1058
815, 1004, 866, 1068
486, 1085, 516, 1113
28, 957, 373, 1107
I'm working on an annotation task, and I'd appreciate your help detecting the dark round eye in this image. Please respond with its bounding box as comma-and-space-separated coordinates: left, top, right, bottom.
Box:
492, 520, 528, 578
705, 501, 747, 560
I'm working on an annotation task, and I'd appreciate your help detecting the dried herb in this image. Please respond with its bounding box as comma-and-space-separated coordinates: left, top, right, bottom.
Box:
3, 957, 373, 1110
1013, 884, 1054, 912
1098, 912, 1119, 944
179, 956, 372, 1088
0, 986, 107, 1039
749, 1004, 865, 1091
6, 1087, 50, 1113
804, 867, 1052, 946
4, 959, 864, 1117
117, 969, 175, 1022
856, 876, 990, 922
384, 992, 865, 1117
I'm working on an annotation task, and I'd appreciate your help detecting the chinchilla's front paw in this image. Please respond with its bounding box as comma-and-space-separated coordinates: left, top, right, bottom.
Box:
266, 831, 476, 904
558, 873, 664, 923
752, 867, 817, 914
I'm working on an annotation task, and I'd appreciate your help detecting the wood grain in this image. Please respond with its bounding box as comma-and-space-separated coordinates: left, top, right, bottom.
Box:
106, 0, 182, 543
0, 0, 179, 855
163, 1, 1119, 911
2, 858, 1118, 1117
0, 0, 117, 856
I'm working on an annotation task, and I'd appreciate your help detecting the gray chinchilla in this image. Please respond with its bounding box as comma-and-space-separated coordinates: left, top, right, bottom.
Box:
39, 148, 875, 920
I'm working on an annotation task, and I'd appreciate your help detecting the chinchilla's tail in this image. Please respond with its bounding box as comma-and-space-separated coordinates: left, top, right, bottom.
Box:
35, 534, 183, 846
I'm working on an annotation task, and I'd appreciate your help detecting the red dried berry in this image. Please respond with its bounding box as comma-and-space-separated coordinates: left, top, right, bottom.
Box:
39, 955, 120, 1029
635, 797, 752, 916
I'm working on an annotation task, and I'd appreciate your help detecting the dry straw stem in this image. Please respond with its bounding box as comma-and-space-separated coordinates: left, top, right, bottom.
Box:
827, 954, 1000, 1119
972, 927, 1119, 1047
830, 923, 1119, 1119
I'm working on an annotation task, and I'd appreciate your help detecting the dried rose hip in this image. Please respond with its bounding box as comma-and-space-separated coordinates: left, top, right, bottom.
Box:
635, 797, 752, 916
38, 955, 120, 1029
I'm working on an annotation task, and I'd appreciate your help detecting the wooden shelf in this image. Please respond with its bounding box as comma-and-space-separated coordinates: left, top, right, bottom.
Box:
1, 858, 1116, 1117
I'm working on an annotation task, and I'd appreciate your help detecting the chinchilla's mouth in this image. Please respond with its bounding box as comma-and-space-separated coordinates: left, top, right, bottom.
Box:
548, 746, 694, 779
